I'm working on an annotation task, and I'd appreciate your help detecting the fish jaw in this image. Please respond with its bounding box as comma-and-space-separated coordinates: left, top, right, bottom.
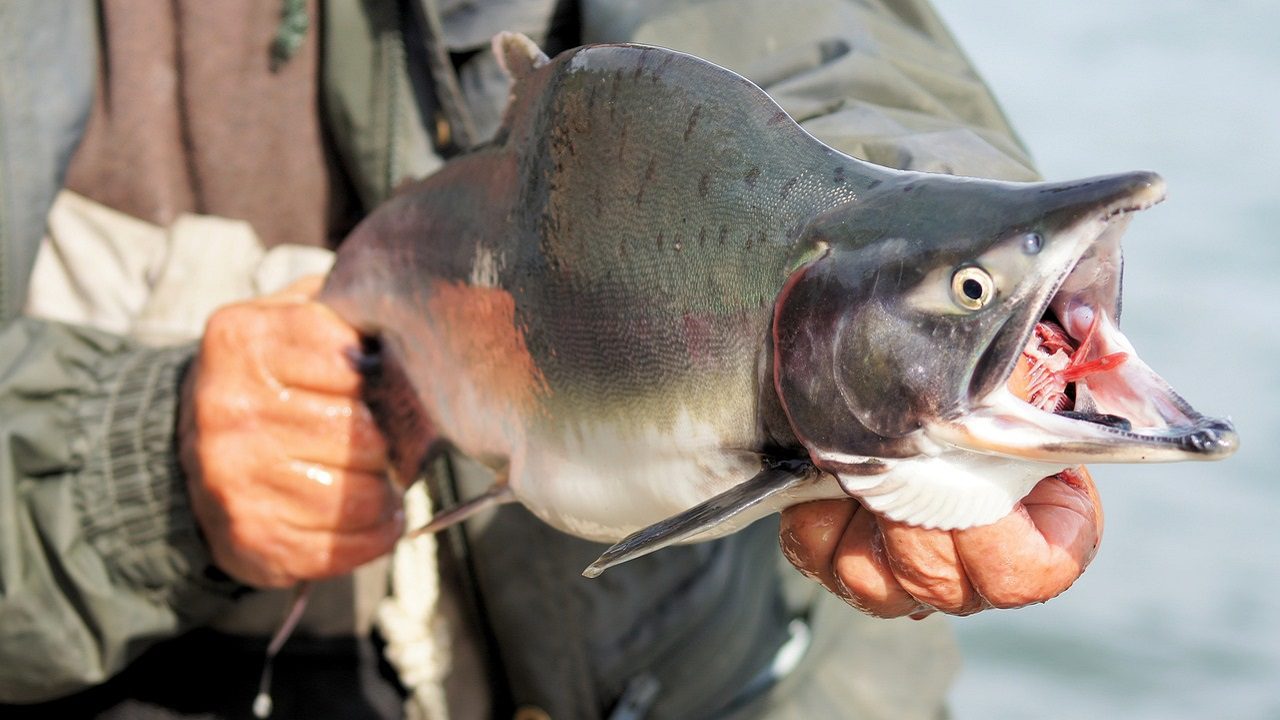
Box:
931, 342, 1239, 464
931, 182, 1238, 464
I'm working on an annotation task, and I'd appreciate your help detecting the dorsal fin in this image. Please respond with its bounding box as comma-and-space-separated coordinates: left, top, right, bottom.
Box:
492, 31, 548, 82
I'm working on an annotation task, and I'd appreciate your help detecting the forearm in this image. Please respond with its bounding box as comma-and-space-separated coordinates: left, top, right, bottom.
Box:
0, 319, 241, 703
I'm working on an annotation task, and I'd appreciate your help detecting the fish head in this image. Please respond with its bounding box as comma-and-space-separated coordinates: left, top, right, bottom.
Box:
774, 168, 1237, 467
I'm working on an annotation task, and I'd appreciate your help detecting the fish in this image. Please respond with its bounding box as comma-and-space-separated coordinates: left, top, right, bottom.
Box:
320, 32, 1238, 578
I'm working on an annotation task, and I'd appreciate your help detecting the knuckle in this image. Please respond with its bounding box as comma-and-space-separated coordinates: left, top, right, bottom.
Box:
292, 544, 335, 580
204, 304, 252, 345
911, 581, 966, 613
224, 521, 293, 588
192, 437, 251, 493
202, 304, 275, 366
193, 378, 261, 431
981, 577, 1059, 609
342, 487, 389, 528
835, 579, 907, 618
832, 565, 895, 617
223, 517, 262, 558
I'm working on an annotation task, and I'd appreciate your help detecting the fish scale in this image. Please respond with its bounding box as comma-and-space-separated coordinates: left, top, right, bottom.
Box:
519, 48, 866, 414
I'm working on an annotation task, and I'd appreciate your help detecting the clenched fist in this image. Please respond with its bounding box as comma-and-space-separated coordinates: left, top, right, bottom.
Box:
179, 276, 402, 588
779, 467, 1103, 617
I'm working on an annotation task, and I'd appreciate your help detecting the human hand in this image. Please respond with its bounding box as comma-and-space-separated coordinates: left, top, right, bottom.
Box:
179, 276, 403, 588
779, 467, 1103, 617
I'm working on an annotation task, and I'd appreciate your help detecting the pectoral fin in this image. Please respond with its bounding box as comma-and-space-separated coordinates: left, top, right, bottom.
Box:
582, 460, 817, 578
405, 482, 515, 539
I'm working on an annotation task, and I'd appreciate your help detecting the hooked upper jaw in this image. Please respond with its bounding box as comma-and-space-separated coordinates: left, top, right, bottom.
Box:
934, 172, 1239, 464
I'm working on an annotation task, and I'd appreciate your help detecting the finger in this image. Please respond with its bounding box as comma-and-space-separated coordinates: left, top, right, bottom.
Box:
780, 500, 857, 588
1037, 466, 1104, 547
280, 517, 406, 582
186, 458, 402, 587
1022, 467, 1103, 569
273, 274, 327, 301
263, 389, 389, 471
250, 275, 327, 305
270, 462, 402, 533
878, 520, 986, 615
831, 504, 922, 618
263, 304, 368, 394
953, 471, 1101, 609
200, 302, 366, 396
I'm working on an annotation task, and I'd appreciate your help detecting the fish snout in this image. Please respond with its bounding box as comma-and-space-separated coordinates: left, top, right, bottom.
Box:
1036, 170, 1167, 227
1181, 418, 1239, 458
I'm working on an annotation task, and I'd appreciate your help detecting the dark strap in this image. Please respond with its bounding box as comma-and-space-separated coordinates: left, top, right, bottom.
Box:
401, 0, 478, 154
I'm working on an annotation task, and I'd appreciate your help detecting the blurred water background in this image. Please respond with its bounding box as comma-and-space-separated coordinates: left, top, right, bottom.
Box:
927, 2, 1280, 718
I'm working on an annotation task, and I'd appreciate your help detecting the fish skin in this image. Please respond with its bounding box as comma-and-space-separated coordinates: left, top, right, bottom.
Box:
323, 42, 872, 539
321, 38, 1236, 551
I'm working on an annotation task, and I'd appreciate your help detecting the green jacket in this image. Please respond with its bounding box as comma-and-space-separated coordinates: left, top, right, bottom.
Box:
0, 0, 1035, 715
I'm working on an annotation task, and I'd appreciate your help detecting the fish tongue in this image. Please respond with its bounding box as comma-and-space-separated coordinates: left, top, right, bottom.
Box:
1007, 320, 1138, 430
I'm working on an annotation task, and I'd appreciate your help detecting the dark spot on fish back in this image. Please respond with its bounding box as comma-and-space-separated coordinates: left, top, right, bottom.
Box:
656, 230, 664, 248
833, 166, 846, 184
636, 156, 657, 205
718, 225, 729, 245
780, 176, 799, 199
634, 48, 650, 79
651, 56, 673, 84
744, 166, 761, 189
698, 172, 710, 199
768, 110, 789, 126
610, 69, 622, 118
698, 227, 708, 247
684, 105, 702, 141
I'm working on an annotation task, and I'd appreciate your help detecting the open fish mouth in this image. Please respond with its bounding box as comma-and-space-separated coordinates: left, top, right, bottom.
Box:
939, 178, 1238, 464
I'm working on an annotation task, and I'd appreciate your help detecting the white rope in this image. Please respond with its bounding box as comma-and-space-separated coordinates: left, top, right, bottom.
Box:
377, 481, 452, 720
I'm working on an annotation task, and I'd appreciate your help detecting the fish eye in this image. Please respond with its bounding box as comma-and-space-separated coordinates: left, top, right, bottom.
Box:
1022, 232, 1044, 254
951, 266, 994, 310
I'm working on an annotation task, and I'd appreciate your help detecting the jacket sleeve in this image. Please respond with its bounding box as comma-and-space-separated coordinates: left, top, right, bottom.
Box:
0, 319, 242, 703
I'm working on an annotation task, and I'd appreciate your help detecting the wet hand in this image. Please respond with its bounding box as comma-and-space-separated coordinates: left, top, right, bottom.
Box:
779, 468, 1103, 617
180, 276, 403, 588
